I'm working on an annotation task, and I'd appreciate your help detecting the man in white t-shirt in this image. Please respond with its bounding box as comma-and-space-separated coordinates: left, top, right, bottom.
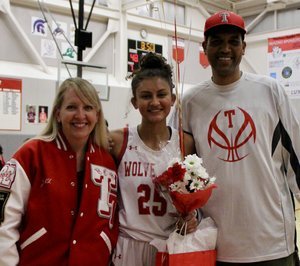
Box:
178, 10, 300, 266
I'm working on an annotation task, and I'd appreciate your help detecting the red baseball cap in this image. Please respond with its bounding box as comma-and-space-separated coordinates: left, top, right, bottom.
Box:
204, 10, 246, 36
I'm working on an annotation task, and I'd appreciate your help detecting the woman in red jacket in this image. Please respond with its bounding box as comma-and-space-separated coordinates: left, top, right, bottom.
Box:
0, 145, 4, 170
0, 78, 119, 266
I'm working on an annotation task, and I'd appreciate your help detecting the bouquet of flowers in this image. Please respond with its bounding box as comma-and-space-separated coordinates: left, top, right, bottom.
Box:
151, 154, 217, 266
153, 154, 216, 217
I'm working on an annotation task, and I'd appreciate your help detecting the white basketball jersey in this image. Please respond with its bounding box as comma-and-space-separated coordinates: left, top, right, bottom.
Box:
117, 126, 180, 242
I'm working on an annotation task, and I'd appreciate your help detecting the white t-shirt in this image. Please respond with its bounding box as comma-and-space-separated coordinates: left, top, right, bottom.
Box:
180, 72, 300, 262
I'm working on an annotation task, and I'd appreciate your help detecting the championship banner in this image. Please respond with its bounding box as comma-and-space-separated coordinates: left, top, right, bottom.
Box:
0, 77, 22, 131
268, 34, 300, 98
199, 45, 209, 68
172, 37, 185, 64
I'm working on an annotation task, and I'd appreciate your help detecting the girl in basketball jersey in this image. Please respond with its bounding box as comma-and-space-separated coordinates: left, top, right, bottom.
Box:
110, 53, 198, 266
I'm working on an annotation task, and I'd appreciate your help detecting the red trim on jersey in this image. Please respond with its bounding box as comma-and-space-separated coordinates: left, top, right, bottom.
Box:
116, 127, 129, 166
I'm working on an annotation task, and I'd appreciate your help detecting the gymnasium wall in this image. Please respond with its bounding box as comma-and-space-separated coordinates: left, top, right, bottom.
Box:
1, 2, 300, 160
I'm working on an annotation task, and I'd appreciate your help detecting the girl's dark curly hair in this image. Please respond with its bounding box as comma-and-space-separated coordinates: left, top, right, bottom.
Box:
128, 52, 174, 97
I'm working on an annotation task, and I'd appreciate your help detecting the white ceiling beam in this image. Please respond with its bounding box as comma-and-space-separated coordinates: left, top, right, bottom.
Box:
122, 0, 150, 11
266, 2, 287, 10
233, 0, 267, 9
1, 0, 50, 73
199, 0, 231, 10
246, 8, 268, 32
84, 19, 119, 63
246, 27, 300, 43
10, 0, 120, 21
178, 0, 210, 18
127, 12, 202, 40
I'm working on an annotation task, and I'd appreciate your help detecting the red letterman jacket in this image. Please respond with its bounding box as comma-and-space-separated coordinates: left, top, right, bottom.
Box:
0, 133, 119, 266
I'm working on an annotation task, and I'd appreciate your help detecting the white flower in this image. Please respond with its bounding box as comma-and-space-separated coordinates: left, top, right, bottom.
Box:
193, 165, 209, 179
184, 154, 203, 173
189, 178, 204, 191
170, 183, 181, 192
183, 172, 192, 182
207, 176, 217, 184
170, 181, 188, 193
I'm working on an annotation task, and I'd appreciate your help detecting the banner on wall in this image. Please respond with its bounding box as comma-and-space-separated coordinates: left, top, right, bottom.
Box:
268, 34, 300, 98
0, 77, 22, 131
172, 37, 185, 64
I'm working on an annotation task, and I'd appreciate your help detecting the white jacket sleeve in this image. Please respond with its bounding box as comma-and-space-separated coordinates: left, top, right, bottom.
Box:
0, 159, 31, 266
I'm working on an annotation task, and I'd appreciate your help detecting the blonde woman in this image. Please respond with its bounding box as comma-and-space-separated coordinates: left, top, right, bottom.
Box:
0, 78, 118, 265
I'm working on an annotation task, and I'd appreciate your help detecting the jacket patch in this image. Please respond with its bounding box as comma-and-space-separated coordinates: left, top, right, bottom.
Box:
0, 191, 10, 225
90, 164, 117, 229
0, 163, 16, 189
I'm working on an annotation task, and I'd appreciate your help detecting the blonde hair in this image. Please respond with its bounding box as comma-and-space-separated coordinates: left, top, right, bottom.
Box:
37, 77, 108, 149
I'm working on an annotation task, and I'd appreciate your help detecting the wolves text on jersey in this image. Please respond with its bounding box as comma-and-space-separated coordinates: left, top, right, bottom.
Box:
123, 161, 156, 177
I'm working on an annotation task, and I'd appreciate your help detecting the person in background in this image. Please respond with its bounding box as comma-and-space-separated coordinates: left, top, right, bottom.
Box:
110, 53, 197, 266
0, 77, 118, 266
39, 106, 48, 123
0, 145, 4, 170
175, 10, 300, 265
27, 105, 36, 123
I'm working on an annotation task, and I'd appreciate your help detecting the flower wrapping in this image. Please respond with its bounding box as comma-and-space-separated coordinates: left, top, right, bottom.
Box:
170, 186, 216, 216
